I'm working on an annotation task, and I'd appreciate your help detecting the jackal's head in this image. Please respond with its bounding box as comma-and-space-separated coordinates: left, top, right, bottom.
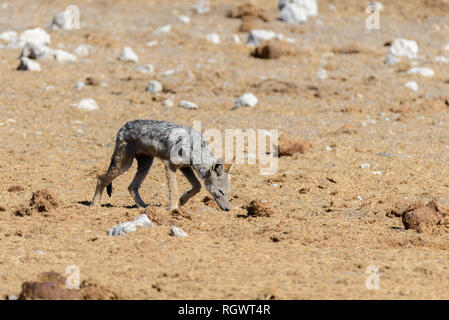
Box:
204, 158, 234, 211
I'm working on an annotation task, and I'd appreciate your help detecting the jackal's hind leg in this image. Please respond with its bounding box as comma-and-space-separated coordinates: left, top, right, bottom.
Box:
179, 167, 202, 206
164, 161, 178, 211
91, 142, 134, 207
128, 155, 154, 208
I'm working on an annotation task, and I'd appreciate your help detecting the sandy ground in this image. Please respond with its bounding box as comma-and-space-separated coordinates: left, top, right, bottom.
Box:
1, 0, 449, 299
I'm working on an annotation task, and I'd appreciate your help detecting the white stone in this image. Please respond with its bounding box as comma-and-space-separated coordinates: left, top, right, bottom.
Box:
108, 214, 154, 236
134, 64, 154, 74
232, 34, 241, 43
146, 80, 163, 93
389, 39, 418, 59
178, 15, 190, 24
51, 12, 73, 30
190, 1, 210, 14
160, 69, 176, 77
153, 25, 171, 35
444, 43, 449, 51
73, 44, 89, 57
435, 56, 449, 63
385, 53, 400, 65
235, 93, 258, 108
179, 100, 198, 110
170, 225, 188, 238
0, 30, 17, 42
51, 49, 77, 62
133, 214, 154, 227
317, 68, 328, 79
16, 28, 51, 47
407, 67, 434, 77
108, 222, 137, 236
20, 42, 53, 60
280, 3, 308, 23
279, 0, 318, 17
75, 99, 99, 111
360, 163, 371, 169
75, 81, 85, 91
405, 81, 418, 92
119, 46, 138, 63
146, 40, 158, 47
205, 33, 220, 44
247, 30, 277, 46
163, 99, 174, 107
17, 57, 41, 71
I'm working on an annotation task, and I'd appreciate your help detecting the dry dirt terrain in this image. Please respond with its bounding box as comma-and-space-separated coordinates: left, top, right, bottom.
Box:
1, 0, 449, 299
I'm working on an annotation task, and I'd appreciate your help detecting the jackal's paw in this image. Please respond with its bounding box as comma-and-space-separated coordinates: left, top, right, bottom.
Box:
179, 196, 188, 206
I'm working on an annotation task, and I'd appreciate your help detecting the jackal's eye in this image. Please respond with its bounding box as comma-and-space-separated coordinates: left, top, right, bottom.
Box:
218, 190, 224, 197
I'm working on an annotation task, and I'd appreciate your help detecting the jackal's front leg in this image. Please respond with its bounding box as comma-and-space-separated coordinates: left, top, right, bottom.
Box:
164, 161, 178, 211
179, 167, 201, 206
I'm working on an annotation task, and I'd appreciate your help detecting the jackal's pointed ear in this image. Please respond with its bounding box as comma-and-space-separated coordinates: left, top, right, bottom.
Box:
224, 156, 236, 173
212, 158, 224, 176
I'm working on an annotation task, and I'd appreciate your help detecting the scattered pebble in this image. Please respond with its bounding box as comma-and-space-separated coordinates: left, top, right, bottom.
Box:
16, 28, 51, 48
435, 56, 449, 63
153, 25, 171, 35
162, 99, 174, 107
359, 163, 371, 169
385, 53, 401, 65
35, 250, 46, 255
235, 93, 258, 108
190, 1, 210, 14
179, 100, 198, 110
17, 57, 41, 71
178, 15, 190, 24
317, 68, 328, 79
146, 80, 163, 93
7, 295, 18, 300
119, 46, 138, 63
280, 2, 308, 23
75, 99, 99, 111
108, 214, 154, 236
389, 38, 418, 60
247, 30, 277, 46
20, 42, 52, 60
407, 67, 434, 77
205, 33, 220, 44
170, 225, 188, 238
134, 64, 154, 74
232, 34, 241, 43
146, 40, 158, 47
160, 69, 176, 77
405, 81, 419, 92
0, 30, 18, 42
75, 81, 85, 91
73, 44, 89, 57
444, 43, 449, 51
51, 12, 73, 30
279, 0, 318, 17
51, 49, 77, 63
